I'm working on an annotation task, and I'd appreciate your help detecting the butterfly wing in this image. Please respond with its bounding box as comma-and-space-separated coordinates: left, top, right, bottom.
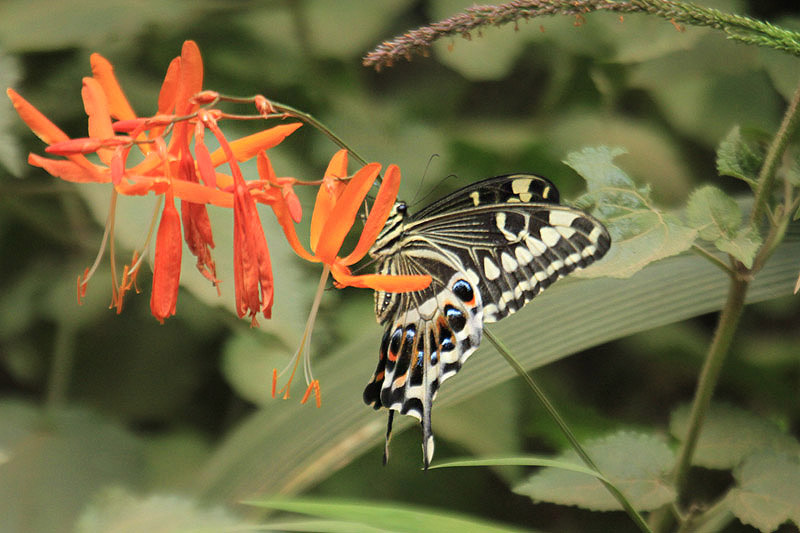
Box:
363, 263, 484, 468
364, 174, 611, 467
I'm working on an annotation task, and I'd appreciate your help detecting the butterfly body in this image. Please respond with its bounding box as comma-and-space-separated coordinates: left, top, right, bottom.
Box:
363, 174, 611, 468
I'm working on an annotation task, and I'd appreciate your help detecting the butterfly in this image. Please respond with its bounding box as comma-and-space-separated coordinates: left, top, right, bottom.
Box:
362, 174, 611, 468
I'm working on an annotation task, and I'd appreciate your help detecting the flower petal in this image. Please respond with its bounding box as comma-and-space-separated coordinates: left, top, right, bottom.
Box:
310, 149, 348, 252
90, 53, 137, 121
175, 40, 204, 115
169, 176, 233, 206
7, 88, 70, 145
150, 195, 182, 323
82, 77, 115, 164
340, 164, 401, 265
270, 200, 318, 263
28, 153, 108, 183
194, 122, 217, 187
331, 262, 431, 292
210, 123, 302, 165
158, 57, 182, 115
314, 162, 381, 264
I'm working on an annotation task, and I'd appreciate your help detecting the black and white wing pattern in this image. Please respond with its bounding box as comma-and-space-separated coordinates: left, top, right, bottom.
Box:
363, 174, 611, 468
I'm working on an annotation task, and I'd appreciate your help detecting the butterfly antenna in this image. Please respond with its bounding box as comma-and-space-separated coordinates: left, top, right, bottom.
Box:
407, 154, 442, 207
382, 411, 394, 466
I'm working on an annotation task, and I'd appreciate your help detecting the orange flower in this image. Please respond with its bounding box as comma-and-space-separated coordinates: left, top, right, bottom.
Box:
276, 149, 432, 292
271, 150, 431, 405
7, 40, 301, 321
199, 109, 275, 325
150, 192, 182, 323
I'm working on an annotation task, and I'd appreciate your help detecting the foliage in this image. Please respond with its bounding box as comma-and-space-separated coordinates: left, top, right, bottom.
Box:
1, 1, 799, 533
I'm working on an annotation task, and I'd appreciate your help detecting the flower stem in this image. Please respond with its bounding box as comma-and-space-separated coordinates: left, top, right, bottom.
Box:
268, 101, 371, 168
484, 328, 653, 533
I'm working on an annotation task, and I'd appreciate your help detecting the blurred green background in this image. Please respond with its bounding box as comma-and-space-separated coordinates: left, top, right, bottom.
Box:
1, 1, 799, 532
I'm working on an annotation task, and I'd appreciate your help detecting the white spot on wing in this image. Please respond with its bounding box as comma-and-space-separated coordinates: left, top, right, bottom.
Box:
483, 256, 501, 281
549, 210, 579, 227
515, 245, 535, 265
557, 226, 576, 239
496, 212, 506, 230
501, 252, 518, 272
540, 227, 561, 247
470, 191, 480, 207
511, 177, 532, 194
525, 236, 547, 255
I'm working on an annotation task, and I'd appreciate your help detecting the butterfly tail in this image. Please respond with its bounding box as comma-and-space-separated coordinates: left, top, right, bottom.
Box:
382, 410, 394, 466
421, 347, 436, 470
421, 408, 435, 470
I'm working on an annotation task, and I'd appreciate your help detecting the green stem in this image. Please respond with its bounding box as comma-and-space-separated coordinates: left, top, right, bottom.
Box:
484, 328, 653, 533
691, 244, 735, 276
650, 275, 749, 532
750, 80, 800, 226
269, 101, 370, 168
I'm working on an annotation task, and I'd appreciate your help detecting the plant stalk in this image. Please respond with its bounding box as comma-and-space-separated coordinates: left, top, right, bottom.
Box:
485, 328, 653, 533
749, 80, 800, 226
649, 274, 749, 532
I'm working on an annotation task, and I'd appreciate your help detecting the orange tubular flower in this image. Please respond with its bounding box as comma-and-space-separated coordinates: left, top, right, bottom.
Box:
276, 149, 432, 293
150, 192, 182, 323
270, 150, 431, 406
7, 40, 302, 321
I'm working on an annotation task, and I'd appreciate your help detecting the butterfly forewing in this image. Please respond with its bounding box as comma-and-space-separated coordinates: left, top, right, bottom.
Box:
364, 174, 610, 468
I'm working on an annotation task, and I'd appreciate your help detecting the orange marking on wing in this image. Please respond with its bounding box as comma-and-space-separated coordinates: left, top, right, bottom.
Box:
392, 374, 407, 388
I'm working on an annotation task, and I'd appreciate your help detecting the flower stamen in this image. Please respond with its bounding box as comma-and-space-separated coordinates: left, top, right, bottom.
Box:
272, 264, 330, 405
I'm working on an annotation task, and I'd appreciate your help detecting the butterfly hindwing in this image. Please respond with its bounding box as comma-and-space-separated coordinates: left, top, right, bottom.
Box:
364, 271, 483, 467
364, 174, 611, 468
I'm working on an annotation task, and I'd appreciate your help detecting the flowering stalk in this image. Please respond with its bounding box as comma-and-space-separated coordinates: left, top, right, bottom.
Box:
362, 0, 800, 70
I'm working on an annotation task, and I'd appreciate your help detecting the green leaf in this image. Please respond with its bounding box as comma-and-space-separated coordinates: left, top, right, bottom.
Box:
0, 400, 145, 533
670, 403, 800, 470
432, 456, 608, 480
686, 185, 743, 241
686, 185, 762, 267
513, 431, 675, 512
76, 487, 248, 533
565, 146, 697, 278
727, 451, 800, 533
716, 126, 768, 188
246, 497, 529, 533
715, 223, 762, 269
